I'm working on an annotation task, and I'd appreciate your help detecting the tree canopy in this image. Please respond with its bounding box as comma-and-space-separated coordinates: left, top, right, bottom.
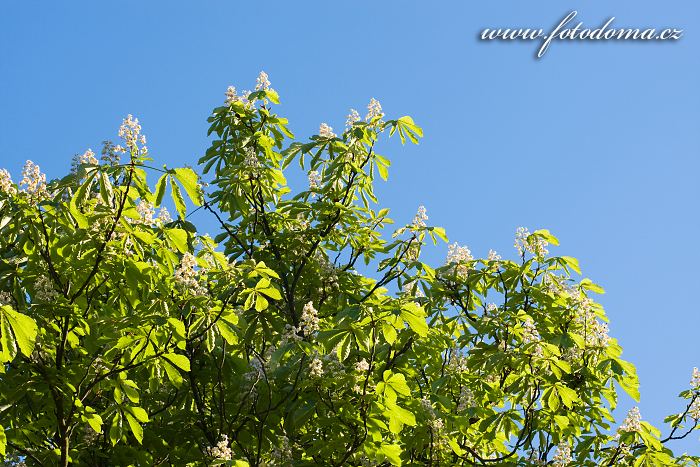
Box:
0, 73, 698, 466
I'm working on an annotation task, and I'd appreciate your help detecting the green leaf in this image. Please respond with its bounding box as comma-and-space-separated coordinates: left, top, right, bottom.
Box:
164, 228, 188, 254
0, 425, 5, 456
154, 173, 168, 207
379, 442, 403, 466
173, 167, 202, 206
386, 372, 411, 397
217, 320, 238, 345
2, 305, 38, 357
255, 294, 269, 312
170, 177, 187, 219
125, 412, 144, 444
580, 278, 605, 294
533, 229, 559, 246
86, 412, 103, 434
560, 256, 581, 275
126, 406, 149, 423
400, 302, 428, 337
162, 360, 183, 387
163, 353, 191, 372
109, 413, 122, 446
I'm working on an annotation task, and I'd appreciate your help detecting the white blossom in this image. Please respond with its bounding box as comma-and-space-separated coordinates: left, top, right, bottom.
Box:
0, 169, 16, 195
225, 86, 238, 105
485, 303, 498, 315
157, 207, 172, 225
552, 442, 572, 466
346, 109, 360, 129
136, 200, 155, 225
521, 317, 540, 344
309, 356, 323, 377
446, 242, 473, 277
691, 367, 700, 390
174, 253, 207, 296
522, 317, 544, 358
446, 242, 473, 264
487, 249, 501, 261
20, 160, 48, 199
688, 398, 700, 420
243, 147, 260, 169
255, 71, 271, 91
308, 170, 322, 190
355, 358, 370, 372
412, 205, 428, 228
514, 227, 548, 258
319, 122, 336, 139
402, 281, 425, 298
118, 114, 147, 152
299, 301, 319, 335
619, 406, 642, 433
271, 435, 292, 463
0, 291, 13, 307
428, 417, 444, 432
457, 387, 475, 411
366, 97, 383, 122
207, 434, 232, 460
34, 275, 59, 301
421, 397, 436, 417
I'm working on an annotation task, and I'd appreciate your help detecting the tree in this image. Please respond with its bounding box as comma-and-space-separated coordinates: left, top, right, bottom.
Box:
0, 72, 698, 466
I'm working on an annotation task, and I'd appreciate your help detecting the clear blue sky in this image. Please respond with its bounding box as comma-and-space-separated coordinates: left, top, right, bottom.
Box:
1, 0, 698, 455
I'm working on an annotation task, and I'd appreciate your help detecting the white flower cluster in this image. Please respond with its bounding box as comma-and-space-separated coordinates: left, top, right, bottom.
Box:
308, 170, 322, 190
402, 281, 425, 298
445, 242, 473, 277
689, 398, 700, 420
207, 434, 232, 460
34, 275, 59, 301
319, 123, 336, 139
366, 97, 383, 122
271, 435, 292, 464
0, 291, 13, 306
521, 317, 540, 344
514, 227, 548, 258
314, 251, 338, 287
309, 355, 323, 377
552, 442, 572, 466
522, 317, 544, 358
355, 358, 370, 372
298, 301, 320, 336
573, 296, 609, 348
412, 205, 428, 228
619, 406, 642, 433
134, 200, 171, 226
447, 347, 468, 374
346, 109, 360, 129
71, 148, 98, 173
174, 253, 207, 296
485, 303, 498, 315
256, 71, 271, 91
457, 387, 475, 411
487, 249, 501, 261
0, 169, 16, 195
691, 367, 700, 390
225, 86, 253, 107
244, 357, 264, 383
136, 200, 155, 224
118, 114, 147, 154
20, 160, 48, 199
243, 147, 260, 169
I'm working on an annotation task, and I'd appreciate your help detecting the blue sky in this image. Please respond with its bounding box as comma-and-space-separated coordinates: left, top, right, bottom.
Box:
1, 0, 699, 455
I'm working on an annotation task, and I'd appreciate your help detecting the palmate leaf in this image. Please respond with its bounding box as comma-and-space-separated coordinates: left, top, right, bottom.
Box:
0, 305, 38, 360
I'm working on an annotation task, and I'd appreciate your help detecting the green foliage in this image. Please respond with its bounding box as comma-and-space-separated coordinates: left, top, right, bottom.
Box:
0, 77, 698, 466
